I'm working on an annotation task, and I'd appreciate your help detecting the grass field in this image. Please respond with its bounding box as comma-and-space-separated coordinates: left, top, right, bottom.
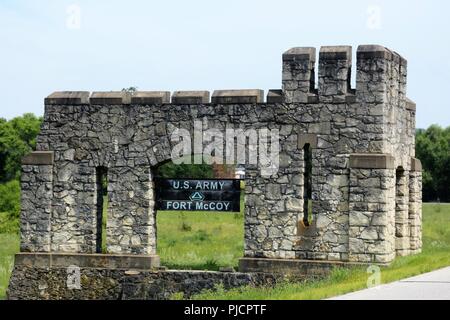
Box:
0, 229, 19, 300
193, 203, 450, 299
0, 203, 449, 300
157, 211, 244, 270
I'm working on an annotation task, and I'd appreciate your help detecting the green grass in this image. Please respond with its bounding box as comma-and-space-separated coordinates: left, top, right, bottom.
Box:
0, 203, 448, 300
0, 211, 19, 234
155, 192, 245, 270
0, 230, 19, 300
102, 196, 108, 254
157, 211, 244, 270
193, 203, 450, 299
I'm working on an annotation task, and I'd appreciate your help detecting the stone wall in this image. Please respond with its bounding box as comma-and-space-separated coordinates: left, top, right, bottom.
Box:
395, 168, 410, 256
20, 152, 54, 252
348, 155, 396, 264
7, 262, 281, 300
409, 160, 423, 254
7, 253, 348, 300
17, 44, 422, 270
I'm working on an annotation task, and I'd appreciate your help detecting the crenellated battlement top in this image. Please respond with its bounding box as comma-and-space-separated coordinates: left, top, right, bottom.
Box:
283, 44, 409, 104
45, 45, 413, 107
45, 90, 265, 105
357, 44, 407, 65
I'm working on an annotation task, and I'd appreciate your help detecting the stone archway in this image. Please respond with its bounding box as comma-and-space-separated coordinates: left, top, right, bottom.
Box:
11, 44, 425, 299
150, 158, 245, 269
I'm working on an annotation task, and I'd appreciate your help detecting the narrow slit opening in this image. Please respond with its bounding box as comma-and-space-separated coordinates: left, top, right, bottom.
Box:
303, 143, 313, 226
96, 166, 108, 253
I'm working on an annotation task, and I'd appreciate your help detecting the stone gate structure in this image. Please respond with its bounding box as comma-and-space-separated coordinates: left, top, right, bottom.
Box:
8, 44, 422, 299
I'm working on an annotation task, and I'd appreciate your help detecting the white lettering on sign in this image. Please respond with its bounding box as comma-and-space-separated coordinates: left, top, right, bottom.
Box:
195, 202, 230, 211
164, 201, 231, 211
171, 181, 190, 190
158, 179, 240, 212
170, 180, 228, 191
195, 181, 226, 190
166, 201, 193, 210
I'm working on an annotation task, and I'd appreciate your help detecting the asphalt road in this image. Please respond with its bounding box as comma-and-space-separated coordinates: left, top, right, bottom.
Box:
330, 266, 450, 300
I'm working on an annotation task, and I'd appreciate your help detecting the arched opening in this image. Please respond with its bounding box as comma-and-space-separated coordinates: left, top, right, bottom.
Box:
152, 156, 244, 270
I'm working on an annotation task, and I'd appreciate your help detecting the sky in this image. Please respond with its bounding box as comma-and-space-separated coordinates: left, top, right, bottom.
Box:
0, 0, 449, 128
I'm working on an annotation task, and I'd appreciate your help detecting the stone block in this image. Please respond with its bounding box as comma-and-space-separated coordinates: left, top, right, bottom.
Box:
45, 91, 90, 105
14, 252, 160, 270
90, 91, 130, 104
212, 89, 264, 104
349, 154, 395, 169
282, 47, 316, 62
267, 89, 283, 103
239, 257, 367, 276
406, 98, 416, 111
131, 91, 171, 104
319, 46, 352, 100
22, 151, 54, 165
357, 44, 393, 60
172, 91, 210, 104
410, 157, 422, 172
298, 133, 318, 149
319, 46, 352, 61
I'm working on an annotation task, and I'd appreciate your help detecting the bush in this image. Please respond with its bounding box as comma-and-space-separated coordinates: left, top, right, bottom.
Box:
156, 160, 214, 179
0, 114, 42, 182
0, 180, 20, 219
0, 179, 20, 234
416, 125, 450, 202
0, 212, 19, 234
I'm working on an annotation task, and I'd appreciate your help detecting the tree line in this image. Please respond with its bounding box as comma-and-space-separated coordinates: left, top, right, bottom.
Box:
0, 114, 42, 232
0, 114, 449, 224
416, 125, 450, 202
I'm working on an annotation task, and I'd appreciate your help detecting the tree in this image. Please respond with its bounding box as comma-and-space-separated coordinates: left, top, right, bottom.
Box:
0, 114, 42, 182
155, 161, 214, 179
416, 125, 450, 202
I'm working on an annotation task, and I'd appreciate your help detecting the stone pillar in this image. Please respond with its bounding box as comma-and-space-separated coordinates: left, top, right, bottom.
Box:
20, 152, 54, 252
409, 158, 422, 254
398, 54, 408, 117
243, 171, 300, 259
43, 92, 98, 253
356, 45, 392, 104
318, 46, 353, 103
243, 133, 303, 260
50, 159, 97, 253
406, 98, 417, 157
355, 45, 394, 154
395, 169, 410, 256
108, 164, 155, 255
282, 47, 317, 103
348, 154, 396, 264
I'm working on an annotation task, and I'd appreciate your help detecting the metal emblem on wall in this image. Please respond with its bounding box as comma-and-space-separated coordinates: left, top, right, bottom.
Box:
155, 179, 241, 212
